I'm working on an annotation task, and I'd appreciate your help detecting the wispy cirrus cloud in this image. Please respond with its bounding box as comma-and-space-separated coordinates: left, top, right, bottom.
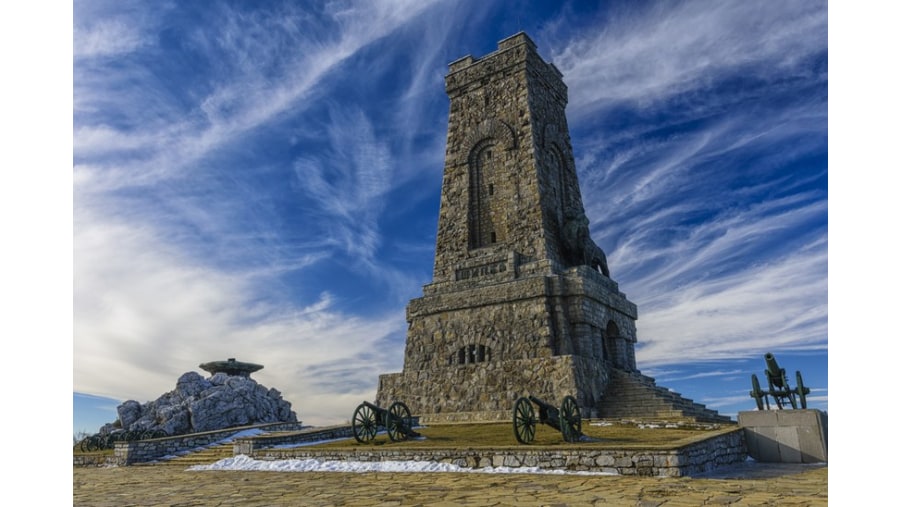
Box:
74, 19, 150, 59
292, 105, 393, 261
74, 205, 405, 425
548, 0, 827, 113
73, 0, 458, 426
73, 0, 827, 430
73, 0, 445, 192
547, 0, 827, 372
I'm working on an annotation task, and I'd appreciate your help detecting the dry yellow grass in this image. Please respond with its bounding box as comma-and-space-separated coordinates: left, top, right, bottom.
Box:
310, 421, 732, 450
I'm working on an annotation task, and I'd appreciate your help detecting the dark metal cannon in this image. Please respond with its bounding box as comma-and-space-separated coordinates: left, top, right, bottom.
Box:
351, 401, 420, 444
512, 395, 582, 444
749, 352, 810, 410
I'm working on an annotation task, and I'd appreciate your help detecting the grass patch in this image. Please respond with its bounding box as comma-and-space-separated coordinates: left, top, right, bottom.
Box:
72, 447, 115, 456
309, 421, 727, 450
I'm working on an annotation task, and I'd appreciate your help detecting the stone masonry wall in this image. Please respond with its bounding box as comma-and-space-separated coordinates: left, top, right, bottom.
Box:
435, 32, 577, 284
377, 355, 610, 419
247, 427, 747, 478
112, 421, 304, 465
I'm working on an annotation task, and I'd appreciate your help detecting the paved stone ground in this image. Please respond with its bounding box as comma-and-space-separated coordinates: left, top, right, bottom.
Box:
74, 464, 827, 506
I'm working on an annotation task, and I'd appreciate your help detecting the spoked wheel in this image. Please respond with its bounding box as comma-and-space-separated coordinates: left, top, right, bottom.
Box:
78, 438, 93, 453
785, 377, 798, 409
513, 397, 536, 444
559, 395, 582, 443
386, 401, 413, 442
796, 371, 808, 409
352, 403, 378, 443
104, 432, 123, 449
766, 374, 784, 409
750, 374, 764, 410
85, 435, 103, 452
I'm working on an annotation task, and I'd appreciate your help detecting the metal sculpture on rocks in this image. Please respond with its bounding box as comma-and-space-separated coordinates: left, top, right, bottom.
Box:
199, 357, 263, 378
749, 352, 811, 410
351, 401, 420, 444
512, 395, 582, 444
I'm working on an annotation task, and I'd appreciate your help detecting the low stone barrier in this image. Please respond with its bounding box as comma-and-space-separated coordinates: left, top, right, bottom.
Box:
243, 427, 745, 477
73, 453, 117, 467
233, 425, 358, 455
112, 421, 305, 465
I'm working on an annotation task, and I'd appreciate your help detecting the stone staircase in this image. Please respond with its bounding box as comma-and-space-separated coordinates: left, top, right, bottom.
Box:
597, 369, 733, 424
135, 441, 235, 468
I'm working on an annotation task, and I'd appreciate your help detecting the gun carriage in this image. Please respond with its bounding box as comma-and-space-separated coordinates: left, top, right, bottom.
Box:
749, 352, 810, 410
351, 401, 420, 443
512, 395, 582, 444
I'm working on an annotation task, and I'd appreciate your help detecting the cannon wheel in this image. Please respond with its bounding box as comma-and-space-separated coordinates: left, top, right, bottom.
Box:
796, 371, 808, 409
750, 374, 764, 410
781, 370, 798, 409
765, 373, 785, 409
386, 401, 413, 442
86, 435, 103, 452
78, 437, 94, 453
513, 397, 536, 444
352, 403, 378, 443
559, 395, 582, 443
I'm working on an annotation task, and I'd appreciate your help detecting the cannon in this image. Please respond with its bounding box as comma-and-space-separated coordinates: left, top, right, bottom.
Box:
512, 395, 582, 444
351, 401, 420, 444
749, 352, 811, 410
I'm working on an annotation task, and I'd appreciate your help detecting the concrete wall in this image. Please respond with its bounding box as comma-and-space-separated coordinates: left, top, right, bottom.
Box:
738, 410, 827, 463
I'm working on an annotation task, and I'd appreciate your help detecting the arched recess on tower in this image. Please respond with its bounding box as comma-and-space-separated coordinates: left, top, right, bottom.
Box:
467, 139, 507, 249
462, 119, 516, 251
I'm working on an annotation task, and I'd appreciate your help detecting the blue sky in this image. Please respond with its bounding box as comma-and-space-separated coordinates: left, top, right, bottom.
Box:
67, 0, 829, 434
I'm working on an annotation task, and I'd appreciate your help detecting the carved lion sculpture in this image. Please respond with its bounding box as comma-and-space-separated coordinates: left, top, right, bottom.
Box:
562, 211, 610, 277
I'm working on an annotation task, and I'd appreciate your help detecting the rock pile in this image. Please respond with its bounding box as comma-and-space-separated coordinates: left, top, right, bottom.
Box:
99, 371, 298, 436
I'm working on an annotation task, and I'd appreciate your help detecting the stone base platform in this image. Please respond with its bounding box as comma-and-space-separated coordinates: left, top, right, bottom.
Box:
235, 425, 747, 477
377, 355, 611, 419
738, 409, 828, 463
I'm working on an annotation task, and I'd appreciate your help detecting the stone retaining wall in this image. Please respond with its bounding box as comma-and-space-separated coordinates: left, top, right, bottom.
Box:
245, 427, 745, 477
113, 421, 305, 465
233, 424, 365, 455
73, 453, 117, 467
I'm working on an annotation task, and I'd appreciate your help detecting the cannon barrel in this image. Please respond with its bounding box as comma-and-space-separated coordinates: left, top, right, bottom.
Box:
528, 395, 555, 410
764, 352, 786, 388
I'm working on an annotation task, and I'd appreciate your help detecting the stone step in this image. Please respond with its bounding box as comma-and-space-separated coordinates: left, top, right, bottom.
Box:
597, 369, 732, 424
135, 442, 234, 468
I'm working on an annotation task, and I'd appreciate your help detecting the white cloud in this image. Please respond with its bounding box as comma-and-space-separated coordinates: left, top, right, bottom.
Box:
74, 206, 406, 426
73, 4, 459, 426
551, 0, 827, 113
74, 19, 148, 58
633, 240, 827, 366
73, 1, 446, 193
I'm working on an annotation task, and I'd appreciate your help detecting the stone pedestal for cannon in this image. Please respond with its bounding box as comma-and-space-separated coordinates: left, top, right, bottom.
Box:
738, 409, 827, 463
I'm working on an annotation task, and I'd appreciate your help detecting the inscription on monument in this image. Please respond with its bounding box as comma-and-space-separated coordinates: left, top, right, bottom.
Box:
455, 260, 507, 281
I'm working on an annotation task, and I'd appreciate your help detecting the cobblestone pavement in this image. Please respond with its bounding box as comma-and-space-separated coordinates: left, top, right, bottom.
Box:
74, 465, 827, 506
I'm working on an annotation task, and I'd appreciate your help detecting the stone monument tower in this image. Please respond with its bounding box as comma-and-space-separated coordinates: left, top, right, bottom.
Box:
377, 33, 726, 423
